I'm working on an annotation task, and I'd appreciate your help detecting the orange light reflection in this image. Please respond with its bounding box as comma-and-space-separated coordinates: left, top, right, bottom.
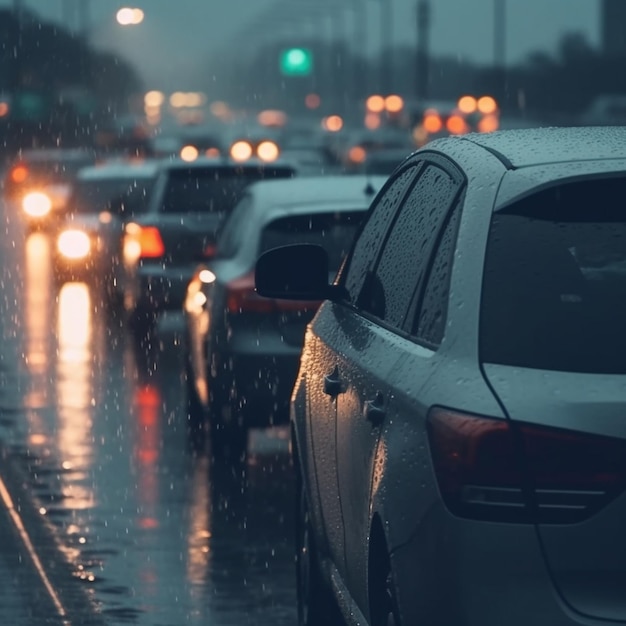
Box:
56, 282, 96, 510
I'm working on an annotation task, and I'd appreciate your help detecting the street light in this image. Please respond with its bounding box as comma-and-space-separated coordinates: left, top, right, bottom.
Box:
116, 7, 145, 26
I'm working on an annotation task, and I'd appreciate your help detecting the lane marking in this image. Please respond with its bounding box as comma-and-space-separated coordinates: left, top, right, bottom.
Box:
0, 475, 71, 625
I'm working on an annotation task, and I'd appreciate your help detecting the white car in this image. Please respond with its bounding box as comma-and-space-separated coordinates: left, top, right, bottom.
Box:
256, 126, 626, 626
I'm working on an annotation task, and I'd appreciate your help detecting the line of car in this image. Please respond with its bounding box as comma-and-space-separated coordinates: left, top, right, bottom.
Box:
4, 125, 625, 626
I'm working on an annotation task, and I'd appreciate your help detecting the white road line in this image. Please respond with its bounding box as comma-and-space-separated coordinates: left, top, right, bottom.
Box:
0, 475, 71, 625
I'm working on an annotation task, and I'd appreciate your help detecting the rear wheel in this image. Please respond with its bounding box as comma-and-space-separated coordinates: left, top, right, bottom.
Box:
296, 465, 342, 626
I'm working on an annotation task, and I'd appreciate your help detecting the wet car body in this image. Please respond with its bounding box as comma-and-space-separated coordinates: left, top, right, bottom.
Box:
121, 157, 297, 334
3, 148, 97, 228
184, 175, 385, 455
52, 160, 159, 293
255, 127, 626, 626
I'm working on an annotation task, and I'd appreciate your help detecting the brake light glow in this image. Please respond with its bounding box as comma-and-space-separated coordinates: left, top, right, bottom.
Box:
203, 243, 216, 259
427, 407, 626, 523
10, 165, 28, 183
137, 226, 165, 258
124, 223, 165, 262
257, 141, 280, 162
230, 141, 253, 162
446, 114, 469, 135
423, 112, 443, 134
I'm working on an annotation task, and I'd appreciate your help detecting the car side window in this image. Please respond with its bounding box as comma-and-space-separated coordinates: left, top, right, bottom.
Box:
341, 166, 418, 304
357, 164, 459, 329
216, 197, 252, 258
411, 199, 463, 346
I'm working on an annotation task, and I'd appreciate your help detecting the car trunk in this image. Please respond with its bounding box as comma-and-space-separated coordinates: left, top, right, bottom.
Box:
483, 365, 626, 620
478, 177, 626, 620
141, 213, 223, 265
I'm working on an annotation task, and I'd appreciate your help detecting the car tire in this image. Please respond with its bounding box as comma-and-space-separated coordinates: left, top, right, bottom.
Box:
296, 467, 342, 626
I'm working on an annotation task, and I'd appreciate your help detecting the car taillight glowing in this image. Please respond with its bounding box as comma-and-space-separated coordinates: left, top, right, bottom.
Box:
257, 141, 280, 162
203, 243, 216, 259
422, 112, 443, 133
446, 114, 469, 135
226, 271, 320, 315
10, 165, 28, 183
230, 141, 253, 162
124, 223, 165, 262
427, 407, 626, 523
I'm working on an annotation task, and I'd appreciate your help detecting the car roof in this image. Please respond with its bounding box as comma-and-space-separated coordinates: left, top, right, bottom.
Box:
158, 156, 297, 171
17, 148, 96, 163
243, 175, 386, 211
456, 126, 626, 168
77, 160, 161, 180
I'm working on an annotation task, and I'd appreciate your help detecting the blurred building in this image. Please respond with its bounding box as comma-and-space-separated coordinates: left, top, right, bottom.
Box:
602, 0, 626, 55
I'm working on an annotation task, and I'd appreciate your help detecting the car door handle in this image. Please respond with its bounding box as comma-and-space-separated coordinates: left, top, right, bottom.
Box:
364, 391, 386, 426
323, 366, 342, 397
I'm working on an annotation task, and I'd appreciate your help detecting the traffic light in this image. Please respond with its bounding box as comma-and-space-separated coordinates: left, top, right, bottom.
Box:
279, 48, 313, 76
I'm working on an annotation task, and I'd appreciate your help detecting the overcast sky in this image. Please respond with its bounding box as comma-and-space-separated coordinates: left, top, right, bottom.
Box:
2, 0, 601, 91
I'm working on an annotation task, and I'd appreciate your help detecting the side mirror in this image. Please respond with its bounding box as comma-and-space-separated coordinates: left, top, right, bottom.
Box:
255, 244, 337, 300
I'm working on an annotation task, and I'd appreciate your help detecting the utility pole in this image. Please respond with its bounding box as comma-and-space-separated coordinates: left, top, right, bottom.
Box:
416, 0, 430, 101
12, 0, 24, 91
351, 0, 368, 102
78, 0, 91, 38
380, 0, 393, 94
493, 0, 506, 100
493, 0, 506, 66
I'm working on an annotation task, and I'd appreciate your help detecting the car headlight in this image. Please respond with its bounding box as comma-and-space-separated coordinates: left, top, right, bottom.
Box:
57, 229, 91, 259
22, 192, 52, 217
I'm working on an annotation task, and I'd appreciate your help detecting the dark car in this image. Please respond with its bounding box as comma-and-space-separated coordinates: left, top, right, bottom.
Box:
256, 127, 626, 626
120, 157, 297, 336
184, 174, 385, 458
52, 160, 159, 298
3, 148, 97, 228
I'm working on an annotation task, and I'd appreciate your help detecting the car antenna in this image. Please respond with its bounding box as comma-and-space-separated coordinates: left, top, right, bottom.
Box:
363, 176, 376, 197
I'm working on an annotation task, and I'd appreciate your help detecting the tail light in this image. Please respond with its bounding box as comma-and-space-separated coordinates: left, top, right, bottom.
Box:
427, 407, 626, 524
446, 114, 469, 135
203, 243, 216, 259
422, 111, 443, 134
226, 271, 320, 315
10, 165, 29, 184
124, 223, 165, 262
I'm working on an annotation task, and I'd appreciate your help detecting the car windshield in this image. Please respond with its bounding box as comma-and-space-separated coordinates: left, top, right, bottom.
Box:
160, 166, 294, 213
68, 176, 155, 213
260, 211, 365, 271
481, 178, 626, 374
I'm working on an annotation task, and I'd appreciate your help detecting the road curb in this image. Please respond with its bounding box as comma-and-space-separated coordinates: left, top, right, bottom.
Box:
0, 440, 107, 626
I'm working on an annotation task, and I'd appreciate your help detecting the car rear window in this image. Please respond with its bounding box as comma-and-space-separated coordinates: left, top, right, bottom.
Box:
160, 166, 294, 214
260, 211, 365, 271
480, 178, 626, 374
68, 177, 155, 214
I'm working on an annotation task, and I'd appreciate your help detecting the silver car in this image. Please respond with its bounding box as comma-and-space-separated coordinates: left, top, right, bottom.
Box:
255, 126, 626, 626
184, 175, 385, 458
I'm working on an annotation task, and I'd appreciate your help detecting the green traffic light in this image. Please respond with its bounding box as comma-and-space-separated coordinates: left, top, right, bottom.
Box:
279, 48, 313, 76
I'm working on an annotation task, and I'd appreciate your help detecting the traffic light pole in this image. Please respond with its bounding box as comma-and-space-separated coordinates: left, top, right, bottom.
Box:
416, 0, 430, 101
380, 0, 393, 95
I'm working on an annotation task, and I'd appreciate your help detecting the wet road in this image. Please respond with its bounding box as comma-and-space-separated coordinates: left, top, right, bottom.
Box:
0, 200, 297, 625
